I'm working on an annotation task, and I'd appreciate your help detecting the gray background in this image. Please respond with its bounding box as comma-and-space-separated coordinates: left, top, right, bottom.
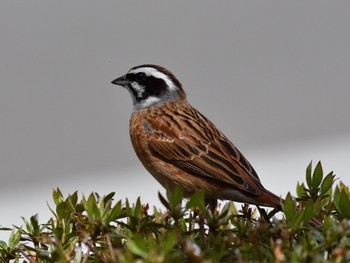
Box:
1, 1, 349, 241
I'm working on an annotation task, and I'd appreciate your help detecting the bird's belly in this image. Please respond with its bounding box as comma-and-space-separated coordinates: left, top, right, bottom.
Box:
131, 138, 226, 197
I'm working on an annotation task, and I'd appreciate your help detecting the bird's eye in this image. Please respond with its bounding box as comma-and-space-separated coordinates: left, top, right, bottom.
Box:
136, 72, 146, 81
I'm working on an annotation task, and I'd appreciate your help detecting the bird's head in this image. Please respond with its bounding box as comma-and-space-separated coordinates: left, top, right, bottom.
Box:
111, 64, 186, 111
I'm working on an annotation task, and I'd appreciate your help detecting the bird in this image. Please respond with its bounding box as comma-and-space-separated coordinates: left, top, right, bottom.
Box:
111, 64, 282, 211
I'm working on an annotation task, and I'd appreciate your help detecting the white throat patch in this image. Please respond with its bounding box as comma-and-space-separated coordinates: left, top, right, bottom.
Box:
133, 96, 161, 111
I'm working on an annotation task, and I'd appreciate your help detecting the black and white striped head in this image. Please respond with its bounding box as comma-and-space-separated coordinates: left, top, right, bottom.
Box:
111, 64, 186, 111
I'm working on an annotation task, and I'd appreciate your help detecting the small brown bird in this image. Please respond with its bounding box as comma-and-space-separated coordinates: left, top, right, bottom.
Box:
112, 64, 282, 210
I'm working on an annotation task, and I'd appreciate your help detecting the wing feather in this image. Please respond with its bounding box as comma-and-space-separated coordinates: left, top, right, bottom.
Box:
144, 106, 263, 195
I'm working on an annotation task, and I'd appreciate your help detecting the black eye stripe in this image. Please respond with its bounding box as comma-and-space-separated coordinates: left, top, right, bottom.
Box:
143, 76, 167, 96
126, 72, 147, 82
135, 72, 146, 81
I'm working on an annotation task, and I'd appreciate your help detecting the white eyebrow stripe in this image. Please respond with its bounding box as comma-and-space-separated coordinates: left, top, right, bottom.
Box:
128, 67, 177, 91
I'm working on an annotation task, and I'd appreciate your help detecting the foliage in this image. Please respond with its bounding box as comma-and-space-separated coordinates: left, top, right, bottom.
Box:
0, 161, 350, 262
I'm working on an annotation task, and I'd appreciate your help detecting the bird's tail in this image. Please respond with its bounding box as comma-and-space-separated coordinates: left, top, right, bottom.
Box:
259, 188, 284, 211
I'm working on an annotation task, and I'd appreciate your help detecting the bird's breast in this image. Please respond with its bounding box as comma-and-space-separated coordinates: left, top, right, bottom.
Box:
129, 109, 175, 187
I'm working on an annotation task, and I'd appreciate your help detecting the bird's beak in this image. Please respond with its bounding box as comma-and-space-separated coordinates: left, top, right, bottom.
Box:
111, 74, 129, 87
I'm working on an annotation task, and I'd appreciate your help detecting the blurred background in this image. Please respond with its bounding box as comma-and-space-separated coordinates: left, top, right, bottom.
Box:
1, 1, 349, 241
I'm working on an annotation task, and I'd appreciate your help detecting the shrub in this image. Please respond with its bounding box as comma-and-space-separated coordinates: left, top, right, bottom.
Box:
0, 161, 349, 262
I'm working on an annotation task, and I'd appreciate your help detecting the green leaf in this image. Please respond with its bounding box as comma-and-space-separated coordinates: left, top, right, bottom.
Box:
21, 216, 32, 234
68, 191, 78, 207
103, 192, 115, 206
125, 198, 131, 214
134, 197, 142, 217
338, 190, 350, 219
0, 240, 8, 250
52, 188, 64, 206
162, 230, 177, 253
94, 192, 101, 202
320, 172, 335, 195
322, 216, 334, 232
312, 161, 323, 190
283, 193, 296, 223
306, 162, 312, 189
312, 198, 323, 216
100, 198, 112, 221
158, 192, 170, 210
291, 210, 304, 229
339, 181, 350, 195
0, 227, 12, 231
47, 201, 58, 220
53, 226, 63, 240
296, 182, 307, 198
89, 193, 101, 218
167, 185, 183, 210
8, 228, 21, 250
186, 191, 205, 212
303, 200, 314, 224
75, 203, 85, 214
56, 202, 70, 220
30, 214, 40, 233
127, 239, 147, 257
82, 193, 101, 220
108, 200, 125, 221
334, 186, 340, 203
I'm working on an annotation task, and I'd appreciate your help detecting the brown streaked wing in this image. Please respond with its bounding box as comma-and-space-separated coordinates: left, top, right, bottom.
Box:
144, 106, 264, 196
